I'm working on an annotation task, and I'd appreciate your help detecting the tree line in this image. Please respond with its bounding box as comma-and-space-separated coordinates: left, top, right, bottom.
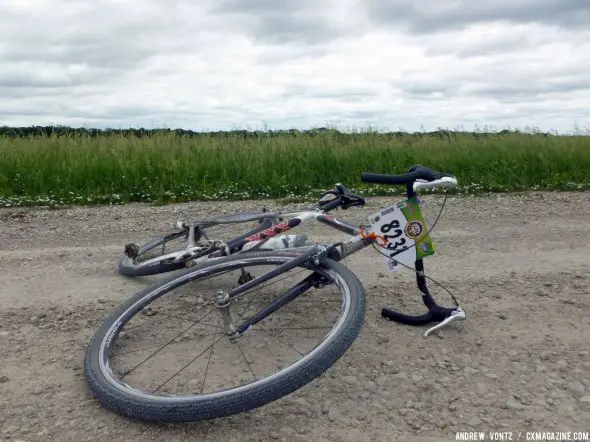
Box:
0, 125, 551, 139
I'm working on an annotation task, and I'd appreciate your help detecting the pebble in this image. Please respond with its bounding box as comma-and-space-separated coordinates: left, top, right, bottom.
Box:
376, 335, 390, 344
506, 398, 523, 411
355, 409, 368, 421
0, 375, 9, 383
71, 362, 83, 372
23, 406, 37, 418
30, 316, 40, 325
508, 349, 518, 358
296, 426, 309, 435
3, 425, 19, 434
279, 427, 293, 437
568, 381, 586, 395
393, 371, 407, 380
476, 383, 489, 395
539, 351, 552, 360
469, 417, 481, 426
327, 407, 340, 422
375, 375, 393, 388
579, 396, 590, 403
342, 375, 358, 385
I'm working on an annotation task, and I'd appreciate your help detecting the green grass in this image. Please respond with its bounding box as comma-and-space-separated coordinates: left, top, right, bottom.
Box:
1, 128, 589, 208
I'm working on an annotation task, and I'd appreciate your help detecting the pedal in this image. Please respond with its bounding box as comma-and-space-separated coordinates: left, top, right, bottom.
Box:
238, 271, 253, 285
424, 306, 466, 337
124, 243, 139, 259
176, 220, 188, 230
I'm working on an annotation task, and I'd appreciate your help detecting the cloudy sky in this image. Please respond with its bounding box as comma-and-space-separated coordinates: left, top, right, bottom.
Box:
1, 0, 589, 132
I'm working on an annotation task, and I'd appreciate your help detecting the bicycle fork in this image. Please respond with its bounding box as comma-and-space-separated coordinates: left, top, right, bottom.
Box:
381, 259, 466, 337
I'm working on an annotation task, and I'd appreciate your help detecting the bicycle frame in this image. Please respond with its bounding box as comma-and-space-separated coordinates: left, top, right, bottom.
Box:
214, 186, 465, 339
129, 197, 351, 269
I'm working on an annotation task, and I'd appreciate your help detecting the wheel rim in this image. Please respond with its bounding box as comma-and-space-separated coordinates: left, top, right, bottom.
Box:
99, 256, 353, 402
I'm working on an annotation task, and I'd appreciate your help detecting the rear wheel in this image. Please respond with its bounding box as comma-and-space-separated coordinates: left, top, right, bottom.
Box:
118, 211, 277, 277
85, 251, 366, 423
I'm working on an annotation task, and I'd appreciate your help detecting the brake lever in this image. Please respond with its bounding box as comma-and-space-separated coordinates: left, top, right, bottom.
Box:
424, 306, 466, 337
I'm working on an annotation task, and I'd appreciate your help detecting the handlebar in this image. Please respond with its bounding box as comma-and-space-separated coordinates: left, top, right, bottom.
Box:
361, 165, 458, 192
380, 259, 466, 337
382, 305, 465, 337
362, 168, 464, 336
318, 197, 342, 212
319, 165, 455, 212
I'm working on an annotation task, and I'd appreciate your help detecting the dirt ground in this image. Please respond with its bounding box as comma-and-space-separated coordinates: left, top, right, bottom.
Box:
1, 192, 589, 442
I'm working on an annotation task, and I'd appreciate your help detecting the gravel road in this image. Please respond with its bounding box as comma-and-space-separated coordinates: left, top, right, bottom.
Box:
1, 192, 589, 442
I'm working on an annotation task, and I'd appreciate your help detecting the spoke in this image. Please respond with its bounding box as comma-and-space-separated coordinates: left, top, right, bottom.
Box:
120, 307, 217, 378
254, 326, 333, 331
123, 310, 212, 333
269, 334, 303, 357
236, 340, 257, 382
112, 260, 333, 397
111, 332, 219, 357
234, 298, 341, 307
146, 310, 223, 330
235, 294, 256, 320
152, 332, 226, 394
200, 327, 220, 394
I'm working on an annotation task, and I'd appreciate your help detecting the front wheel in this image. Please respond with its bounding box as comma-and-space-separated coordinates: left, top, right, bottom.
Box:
85, 251, 366, 423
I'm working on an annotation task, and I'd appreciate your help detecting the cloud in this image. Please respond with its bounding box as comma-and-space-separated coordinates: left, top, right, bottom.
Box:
209, 0, 350, 45
365, 0, 590, 33
0, 0, 589, 132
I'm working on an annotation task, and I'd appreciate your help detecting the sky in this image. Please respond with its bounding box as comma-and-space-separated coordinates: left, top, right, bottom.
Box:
1, 0, 590, 133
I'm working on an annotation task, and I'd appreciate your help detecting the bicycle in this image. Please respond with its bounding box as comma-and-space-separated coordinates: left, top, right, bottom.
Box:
118, 184, 366, 277
84, 165, 465, 423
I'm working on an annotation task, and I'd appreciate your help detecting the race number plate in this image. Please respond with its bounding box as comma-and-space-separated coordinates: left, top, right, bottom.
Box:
368, 197, 435, 272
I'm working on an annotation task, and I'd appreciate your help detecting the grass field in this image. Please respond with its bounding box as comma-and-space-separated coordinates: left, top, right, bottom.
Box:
1, 128, 589, 208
